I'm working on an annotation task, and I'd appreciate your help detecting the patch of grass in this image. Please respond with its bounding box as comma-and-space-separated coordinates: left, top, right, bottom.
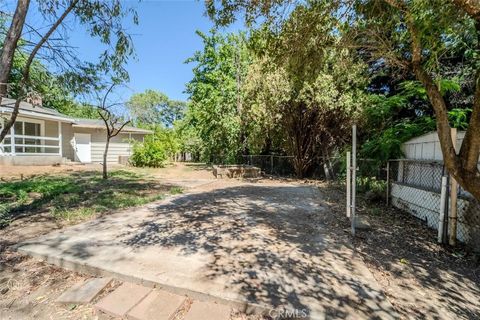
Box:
51, 207, 96, 222
0, 169, 169, 227
169, 186, 183, 195
0, 203, 10, 228
91, 192, 165, 212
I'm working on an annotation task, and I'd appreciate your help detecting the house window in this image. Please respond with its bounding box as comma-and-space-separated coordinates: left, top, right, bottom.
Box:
7, 120, 43, 153
0, 122, 10, 153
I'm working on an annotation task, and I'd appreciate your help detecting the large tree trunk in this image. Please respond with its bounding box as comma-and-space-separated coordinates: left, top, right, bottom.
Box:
0, 0, 30, 99
405, 8, 480, 200
103, 138, 110, 180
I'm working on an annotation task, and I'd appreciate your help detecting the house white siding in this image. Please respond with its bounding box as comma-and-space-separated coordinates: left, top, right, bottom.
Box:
401, 131, 465, 160
0, 98, 151, 165
73, 128, 145, 164
62, 122, 75, 160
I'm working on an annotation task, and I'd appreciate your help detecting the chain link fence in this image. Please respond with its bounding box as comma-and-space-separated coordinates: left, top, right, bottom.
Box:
349, 158, 480, 251
240, 154, 344, 178
388, 160, 445, 231
240, 155, 295, 176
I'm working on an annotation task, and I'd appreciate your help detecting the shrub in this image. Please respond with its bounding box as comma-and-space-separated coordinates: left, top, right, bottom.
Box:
130, 136, 168, 167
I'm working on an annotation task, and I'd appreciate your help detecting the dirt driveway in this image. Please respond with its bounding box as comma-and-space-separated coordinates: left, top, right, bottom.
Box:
17, 178, 396, 319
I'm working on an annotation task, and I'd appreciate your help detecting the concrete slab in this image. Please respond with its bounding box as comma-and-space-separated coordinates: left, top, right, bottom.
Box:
18, 181, 398, 320
94, 282, 151, 317
56, 277, 112, 304
127, 290, 186, 320
184, 301, 231, 320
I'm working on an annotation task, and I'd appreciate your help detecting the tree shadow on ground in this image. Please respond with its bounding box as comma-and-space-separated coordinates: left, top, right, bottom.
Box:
1, 170, 166, 221
117, 184, 396, 319
318, 183, 480, 319
0, 170, 169, 251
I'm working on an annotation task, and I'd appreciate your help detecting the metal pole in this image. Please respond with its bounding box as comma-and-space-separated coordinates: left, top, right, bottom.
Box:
270, 155, 274, 174
386, 160, 390, 206
438, 176, 448, 244
346, 151, 351, 218
449, 128, 458, 246
351, 124, 357, 237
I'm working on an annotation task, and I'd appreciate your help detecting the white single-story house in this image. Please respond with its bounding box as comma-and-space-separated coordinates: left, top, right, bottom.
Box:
0, 98, 152, 166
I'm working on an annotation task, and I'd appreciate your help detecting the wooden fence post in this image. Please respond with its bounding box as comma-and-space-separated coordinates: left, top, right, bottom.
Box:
449, 128, 458, 246
438, 176, 448, 244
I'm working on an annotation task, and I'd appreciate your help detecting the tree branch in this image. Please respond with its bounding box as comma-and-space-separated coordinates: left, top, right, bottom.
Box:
452, 0, 480, 22
459, 20, 480, 170
0, 0, 30, 99
0, 0, 80, 142
403, 8, 459, 172
111, 120, 130, 138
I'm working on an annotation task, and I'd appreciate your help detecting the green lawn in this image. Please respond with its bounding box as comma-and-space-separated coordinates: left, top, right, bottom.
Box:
0, 170, 181, 228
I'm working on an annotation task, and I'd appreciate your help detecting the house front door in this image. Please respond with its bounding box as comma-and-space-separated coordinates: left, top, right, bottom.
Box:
74, 133, 91, 163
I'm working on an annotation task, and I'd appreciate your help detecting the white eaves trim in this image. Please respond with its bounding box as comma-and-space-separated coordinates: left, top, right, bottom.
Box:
0, 106, 74, 123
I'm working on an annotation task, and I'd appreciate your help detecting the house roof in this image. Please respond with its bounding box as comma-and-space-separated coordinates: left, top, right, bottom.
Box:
0, 97, 74, 122
0, 97, 152, 134
403, 130, 465, 145
73, 119, 153, 134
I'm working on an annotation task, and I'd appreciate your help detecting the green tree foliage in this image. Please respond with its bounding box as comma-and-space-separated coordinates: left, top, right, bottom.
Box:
184, 30, 250, 163
5, 47, 98, 118
361, 79, 470, 162
182, 3, 368, 177
126, 89, 188, 166
130, 125, 181, 168
174, 111, 203, 161
242, 2, 368, 177
127, 89, 186, 127
204, 0, 480, 198
130, 135, 168, 168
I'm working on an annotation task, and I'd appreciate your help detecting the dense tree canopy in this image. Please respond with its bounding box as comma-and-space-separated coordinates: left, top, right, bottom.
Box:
200, 0, 480, 198
185, 30, 250, 163
183, 2, 367, 177
127, 89, 186, 127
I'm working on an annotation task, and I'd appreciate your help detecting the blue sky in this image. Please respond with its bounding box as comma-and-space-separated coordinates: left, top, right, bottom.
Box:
117, 1, 235, 102
23, 0, 243, 102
